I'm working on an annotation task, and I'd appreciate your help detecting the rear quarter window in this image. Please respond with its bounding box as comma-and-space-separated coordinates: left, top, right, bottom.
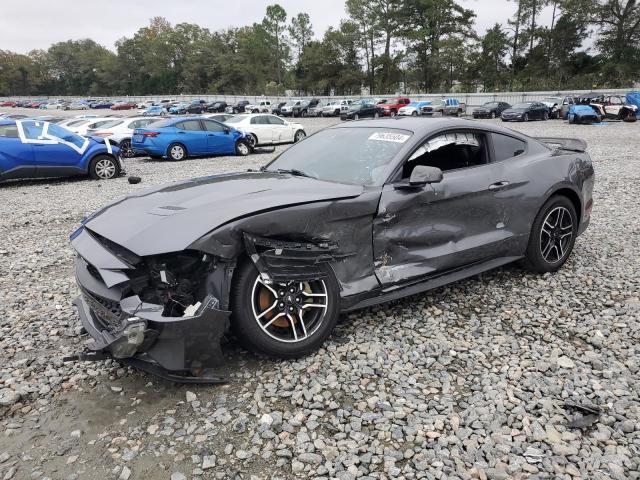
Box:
492, 133, 526, 161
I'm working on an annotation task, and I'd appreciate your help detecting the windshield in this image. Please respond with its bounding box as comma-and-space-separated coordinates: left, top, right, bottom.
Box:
512, 103, 533, 109
283, 101, 296, 107
482, 102, 498, 107
543, 98, 560, 103
265, 127, 412, 186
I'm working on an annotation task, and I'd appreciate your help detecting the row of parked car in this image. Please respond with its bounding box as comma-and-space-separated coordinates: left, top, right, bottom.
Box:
472, 93, 639, 123
0, 110, 308, 182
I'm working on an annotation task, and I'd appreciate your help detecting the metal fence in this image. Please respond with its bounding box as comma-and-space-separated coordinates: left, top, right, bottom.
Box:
2, 88, 634, 112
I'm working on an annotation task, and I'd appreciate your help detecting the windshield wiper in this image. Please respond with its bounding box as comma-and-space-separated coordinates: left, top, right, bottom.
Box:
269, 168, 317, 179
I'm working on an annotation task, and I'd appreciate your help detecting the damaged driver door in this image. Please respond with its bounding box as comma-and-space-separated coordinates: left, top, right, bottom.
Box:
373, 130, 511, 286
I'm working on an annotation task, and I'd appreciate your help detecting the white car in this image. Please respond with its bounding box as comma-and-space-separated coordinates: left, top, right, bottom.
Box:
245, 100, 272, 113
60, 117, 116, 136
85, 116, 162, 157
322, 100, 352, 117
137, 100, 157, 109
224, 114, 306, 148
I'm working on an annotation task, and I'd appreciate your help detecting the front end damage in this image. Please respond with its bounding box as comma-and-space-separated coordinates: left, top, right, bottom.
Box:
68, 226, 232, 383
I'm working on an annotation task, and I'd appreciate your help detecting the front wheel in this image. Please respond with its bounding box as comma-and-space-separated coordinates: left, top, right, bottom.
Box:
119, 139, 135, 158
491, 111, 496, 119
543, 111, 549, 120
354, 113, 359, 120
89, 155, 120, 180
523, 113, 529, 122
230, 261, 341, 358
246, 134, 258, 148
523, 196, 577, 273
294, 130, 306, 142
235, 140, 250, 156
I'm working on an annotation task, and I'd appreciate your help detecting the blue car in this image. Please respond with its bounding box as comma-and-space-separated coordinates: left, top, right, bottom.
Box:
131, 117, 251, 160
0, 119, 123, 181
567, 105, 602, 124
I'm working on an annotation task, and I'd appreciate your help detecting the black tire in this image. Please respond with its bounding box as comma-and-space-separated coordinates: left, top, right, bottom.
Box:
523, 195, 578, 273
167, 143, 187, 161
230, 260, 341, 358
411, 111, 417, 116
334, 109, 340, 116
354, 113, 359, 120
119, 139, 135, 158
294, 130, 306, 142
523, 113, 529, 122
88, 155, 120, 180
235, 140, 250, 156
543, 111, 549, 120
622, 110, 637, 122
246, 134, 258, 148
491, 111, 496, 119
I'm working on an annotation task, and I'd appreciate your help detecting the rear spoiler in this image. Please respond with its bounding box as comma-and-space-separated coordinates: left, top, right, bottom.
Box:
535, 137, 587, 152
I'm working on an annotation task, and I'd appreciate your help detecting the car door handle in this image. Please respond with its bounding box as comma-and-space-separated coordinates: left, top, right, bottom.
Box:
488, 181, 510, 191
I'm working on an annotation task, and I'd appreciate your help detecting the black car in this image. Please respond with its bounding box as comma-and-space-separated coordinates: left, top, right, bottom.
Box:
271, 102, 287, 116
206, 101, 228, 113
501, 102, 549, 121
232, 100, 250, 114
69, 117, 594, 383
186, 100, 207, 114
292, 99, 320, 117
340, 101, 384, 120
473, 101, 511, 119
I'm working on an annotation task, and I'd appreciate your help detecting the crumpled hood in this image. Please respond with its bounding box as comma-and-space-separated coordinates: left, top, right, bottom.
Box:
82, 171, 364, 256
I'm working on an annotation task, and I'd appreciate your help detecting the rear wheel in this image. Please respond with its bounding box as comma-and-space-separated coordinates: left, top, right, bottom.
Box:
622, 109, 637, 122
524, 195, 577, 273
89, 155, 120, 180
543, 111, 549, 120
167, 143, 187, 161
230, 261, 341, 357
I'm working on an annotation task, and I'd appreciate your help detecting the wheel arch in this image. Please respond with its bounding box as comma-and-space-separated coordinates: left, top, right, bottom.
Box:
83, 150, 119, 173
548, 187, 582, 225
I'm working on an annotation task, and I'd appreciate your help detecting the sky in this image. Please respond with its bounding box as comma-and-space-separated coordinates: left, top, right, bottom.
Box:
0, 0, 559, 54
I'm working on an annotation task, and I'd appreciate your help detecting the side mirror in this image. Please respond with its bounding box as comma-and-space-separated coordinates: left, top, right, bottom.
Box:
223, 127, 230, 134
409, 165, 443, 186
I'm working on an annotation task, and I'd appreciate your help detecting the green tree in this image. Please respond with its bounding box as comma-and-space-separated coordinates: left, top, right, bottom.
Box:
262, 4, 289, 87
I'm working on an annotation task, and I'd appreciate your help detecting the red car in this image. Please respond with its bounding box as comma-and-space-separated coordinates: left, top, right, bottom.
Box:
0, 101, 17, 107
380, 97, 411, 116
111, 102, 137, 110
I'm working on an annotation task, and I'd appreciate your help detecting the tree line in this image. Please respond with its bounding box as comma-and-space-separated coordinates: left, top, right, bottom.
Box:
1, 0, 639, 97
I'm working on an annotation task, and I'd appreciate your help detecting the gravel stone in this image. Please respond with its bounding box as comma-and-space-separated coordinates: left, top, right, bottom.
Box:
0, 114, 638, 479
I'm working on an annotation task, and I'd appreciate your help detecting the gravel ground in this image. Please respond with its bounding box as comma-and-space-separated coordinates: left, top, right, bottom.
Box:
0, 111, 639, 480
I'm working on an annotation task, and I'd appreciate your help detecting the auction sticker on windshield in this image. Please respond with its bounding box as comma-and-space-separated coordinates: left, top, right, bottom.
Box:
368, 132, 411, 143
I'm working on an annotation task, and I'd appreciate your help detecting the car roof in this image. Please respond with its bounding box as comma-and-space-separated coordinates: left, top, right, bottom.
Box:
329, 117, 529, 138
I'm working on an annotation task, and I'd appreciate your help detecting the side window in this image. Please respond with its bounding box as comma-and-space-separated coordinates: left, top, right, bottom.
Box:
177, 120, 202, 131
610, 96, 622, 105
267, 116, 285, 125
491, 133, 526, 162
0, 125, 19, 138
46, 123, 85, 148
203, 120, 224, 132
22, 121, 45, 140
401, 131, 487, 179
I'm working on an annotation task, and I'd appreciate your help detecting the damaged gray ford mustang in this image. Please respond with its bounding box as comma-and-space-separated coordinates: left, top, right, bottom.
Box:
69, 117, 594, 382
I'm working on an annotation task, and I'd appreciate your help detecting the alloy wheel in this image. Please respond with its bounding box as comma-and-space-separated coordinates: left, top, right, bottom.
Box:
251, 278, 329, 343
295, 130, 306, 142
95, 158, 116, 179
539, 206, 573, 264
120, 140, 134, 158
